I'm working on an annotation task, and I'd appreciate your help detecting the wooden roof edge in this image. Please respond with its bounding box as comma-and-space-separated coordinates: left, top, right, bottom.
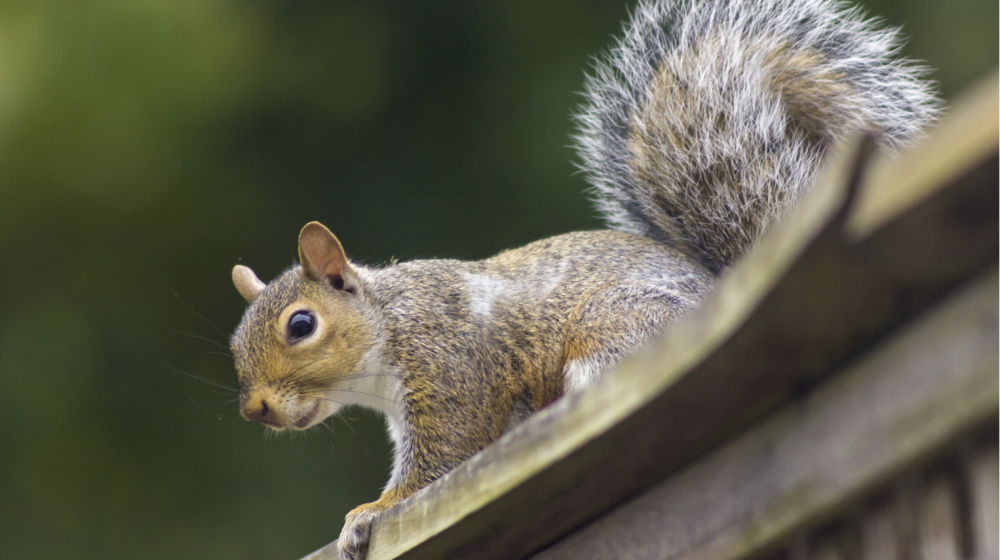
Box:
302, 69, 999, 560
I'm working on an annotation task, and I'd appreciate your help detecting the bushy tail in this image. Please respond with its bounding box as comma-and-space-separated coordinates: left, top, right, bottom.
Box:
575, 0, 940, 273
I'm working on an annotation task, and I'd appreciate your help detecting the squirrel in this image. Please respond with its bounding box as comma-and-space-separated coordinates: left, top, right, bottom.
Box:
228, 0, 939, 558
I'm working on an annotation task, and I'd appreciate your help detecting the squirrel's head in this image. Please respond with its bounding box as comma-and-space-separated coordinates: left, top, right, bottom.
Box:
229, 222, 374, 431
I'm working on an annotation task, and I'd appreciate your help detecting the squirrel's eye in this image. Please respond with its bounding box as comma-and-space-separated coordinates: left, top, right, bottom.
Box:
287, 310, 316, 342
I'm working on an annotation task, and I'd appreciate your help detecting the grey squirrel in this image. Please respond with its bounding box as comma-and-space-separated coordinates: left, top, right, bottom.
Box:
228, 0, 940, 558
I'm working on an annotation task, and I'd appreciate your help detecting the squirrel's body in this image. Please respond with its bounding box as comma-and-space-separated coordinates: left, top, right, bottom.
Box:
228, 1, 940, 558
236, 229, 711, 487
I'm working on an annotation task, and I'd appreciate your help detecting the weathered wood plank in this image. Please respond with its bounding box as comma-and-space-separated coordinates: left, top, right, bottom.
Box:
809, 540, 845, 560
530, 268, 998, 560
302, 72, 998, 560
860, 498, 899, 560
918, 472, 963, 560
970, 440, 999, 558
895, 477, 926, 560
809, 522, 859, 560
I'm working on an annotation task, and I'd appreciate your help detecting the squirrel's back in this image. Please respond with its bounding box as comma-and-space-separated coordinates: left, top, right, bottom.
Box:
575, 0, 940, 273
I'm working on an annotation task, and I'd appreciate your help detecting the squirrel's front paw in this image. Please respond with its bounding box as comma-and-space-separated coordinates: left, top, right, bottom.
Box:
338, 502, 386, 560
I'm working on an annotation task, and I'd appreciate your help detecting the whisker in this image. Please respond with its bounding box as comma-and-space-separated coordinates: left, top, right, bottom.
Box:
163, 324, 231, 351
274, 360, 404, 406
306, 396, 350, 408
300, 389, 402, 406
201, 350, 233, 358
171, 289, 229, 339
281, 358, 328, 386
321, 421, 336, 435
330, 373, 397, 381
334, 414, 358, 436
162, 362, 238, 393
283, 363, 395, 388
293, 372, 399, 388
279, 340, 380, 386
293, 375, 399, 395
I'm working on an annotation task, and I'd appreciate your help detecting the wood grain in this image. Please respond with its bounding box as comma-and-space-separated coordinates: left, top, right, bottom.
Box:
531, 269, 997, 560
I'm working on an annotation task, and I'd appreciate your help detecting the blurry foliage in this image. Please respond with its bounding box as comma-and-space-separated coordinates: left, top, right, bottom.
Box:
0, 0, 994, 558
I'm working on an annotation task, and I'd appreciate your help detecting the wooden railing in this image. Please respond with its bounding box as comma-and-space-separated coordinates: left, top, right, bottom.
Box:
303, 70, 998, 560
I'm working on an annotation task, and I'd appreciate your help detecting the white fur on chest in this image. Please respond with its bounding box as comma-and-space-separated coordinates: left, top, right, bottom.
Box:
348, 340, 410, 490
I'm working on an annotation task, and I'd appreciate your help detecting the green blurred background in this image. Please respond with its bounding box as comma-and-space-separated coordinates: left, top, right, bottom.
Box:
0, 0, 994, 558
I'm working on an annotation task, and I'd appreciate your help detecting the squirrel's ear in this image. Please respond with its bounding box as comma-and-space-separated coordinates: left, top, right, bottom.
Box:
298, 221, 355, 290
233, 265, 266, 303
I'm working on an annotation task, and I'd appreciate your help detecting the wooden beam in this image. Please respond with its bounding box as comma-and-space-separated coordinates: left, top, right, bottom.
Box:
303, 72, 999, 560
532, 269, 997, 559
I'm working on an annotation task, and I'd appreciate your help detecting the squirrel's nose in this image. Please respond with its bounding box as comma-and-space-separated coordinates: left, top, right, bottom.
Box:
240, 395, 276, 424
